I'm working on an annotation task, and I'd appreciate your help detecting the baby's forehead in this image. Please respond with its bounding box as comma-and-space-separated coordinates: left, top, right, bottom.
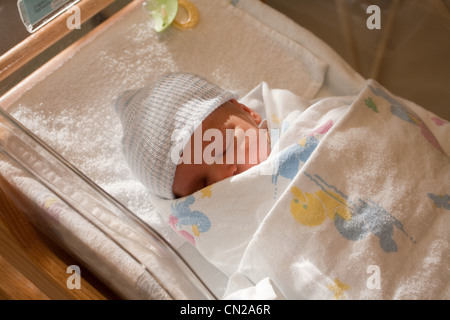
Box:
201, 101, 243, 127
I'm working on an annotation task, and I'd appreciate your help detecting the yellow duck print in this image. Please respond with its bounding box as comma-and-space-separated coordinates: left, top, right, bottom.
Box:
290, 186, 351, 226
44, 197, 59, 209
200, 185, 212, 198
271, 114, 282, 125
290, 172, 412, 253
327, 278, 350, 300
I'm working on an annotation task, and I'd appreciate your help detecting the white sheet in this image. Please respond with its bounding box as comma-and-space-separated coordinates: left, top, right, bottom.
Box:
234, 0, 365, 98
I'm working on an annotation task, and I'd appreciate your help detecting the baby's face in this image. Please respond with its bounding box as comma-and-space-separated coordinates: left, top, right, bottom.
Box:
172, 99, 271, 198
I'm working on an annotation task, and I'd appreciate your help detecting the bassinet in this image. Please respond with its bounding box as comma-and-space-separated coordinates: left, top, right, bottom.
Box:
3, 0, 431, 299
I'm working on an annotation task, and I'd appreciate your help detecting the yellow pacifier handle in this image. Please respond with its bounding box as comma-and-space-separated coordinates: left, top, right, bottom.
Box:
173, 0, 199, 29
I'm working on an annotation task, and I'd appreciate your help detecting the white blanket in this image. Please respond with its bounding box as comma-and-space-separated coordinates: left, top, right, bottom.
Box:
152, 80, 450, 299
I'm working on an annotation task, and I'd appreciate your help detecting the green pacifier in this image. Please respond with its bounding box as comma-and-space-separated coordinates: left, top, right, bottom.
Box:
143, 0, 179, 32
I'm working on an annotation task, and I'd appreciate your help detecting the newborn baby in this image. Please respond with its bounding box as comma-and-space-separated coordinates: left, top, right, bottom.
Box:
114, 72, 271, 199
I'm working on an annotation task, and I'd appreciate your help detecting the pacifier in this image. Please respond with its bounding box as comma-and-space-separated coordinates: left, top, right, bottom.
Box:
143, 0, 199, 32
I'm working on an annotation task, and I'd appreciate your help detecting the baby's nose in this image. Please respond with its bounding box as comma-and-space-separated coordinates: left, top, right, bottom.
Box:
208, 163, 237, 185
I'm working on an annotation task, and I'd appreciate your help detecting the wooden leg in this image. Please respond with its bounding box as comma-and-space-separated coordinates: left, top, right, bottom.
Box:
0, 174, 119, 300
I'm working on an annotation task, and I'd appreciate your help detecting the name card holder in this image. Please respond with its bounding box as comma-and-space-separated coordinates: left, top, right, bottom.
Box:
17, 0, 81, 33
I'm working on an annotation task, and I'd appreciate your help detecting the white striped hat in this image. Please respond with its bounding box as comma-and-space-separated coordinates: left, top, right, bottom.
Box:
114, 72, 237, 199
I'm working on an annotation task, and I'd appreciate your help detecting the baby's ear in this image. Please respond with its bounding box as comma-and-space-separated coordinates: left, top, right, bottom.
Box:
230, 99, 262, 125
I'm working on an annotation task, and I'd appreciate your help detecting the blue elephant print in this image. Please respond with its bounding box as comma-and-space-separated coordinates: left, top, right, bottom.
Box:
170, 195, 211, 245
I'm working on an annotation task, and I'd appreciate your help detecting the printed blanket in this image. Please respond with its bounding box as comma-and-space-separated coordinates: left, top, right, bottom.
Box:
152, 80, 450, 299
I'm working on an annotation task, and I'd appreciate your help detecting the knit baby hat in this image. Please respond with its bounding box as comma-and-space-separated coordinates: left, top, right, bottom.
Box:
114, 72, 237, 199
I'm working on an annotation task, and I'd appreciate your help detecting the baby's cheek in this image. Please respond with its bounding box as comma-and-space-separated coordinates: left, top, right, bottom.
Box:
245, 140, 263, 167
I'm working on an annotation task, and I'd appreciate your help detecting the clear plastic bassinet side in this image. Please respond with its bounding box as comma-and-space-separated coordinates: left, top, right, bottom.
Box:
0, 107, 216, 300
